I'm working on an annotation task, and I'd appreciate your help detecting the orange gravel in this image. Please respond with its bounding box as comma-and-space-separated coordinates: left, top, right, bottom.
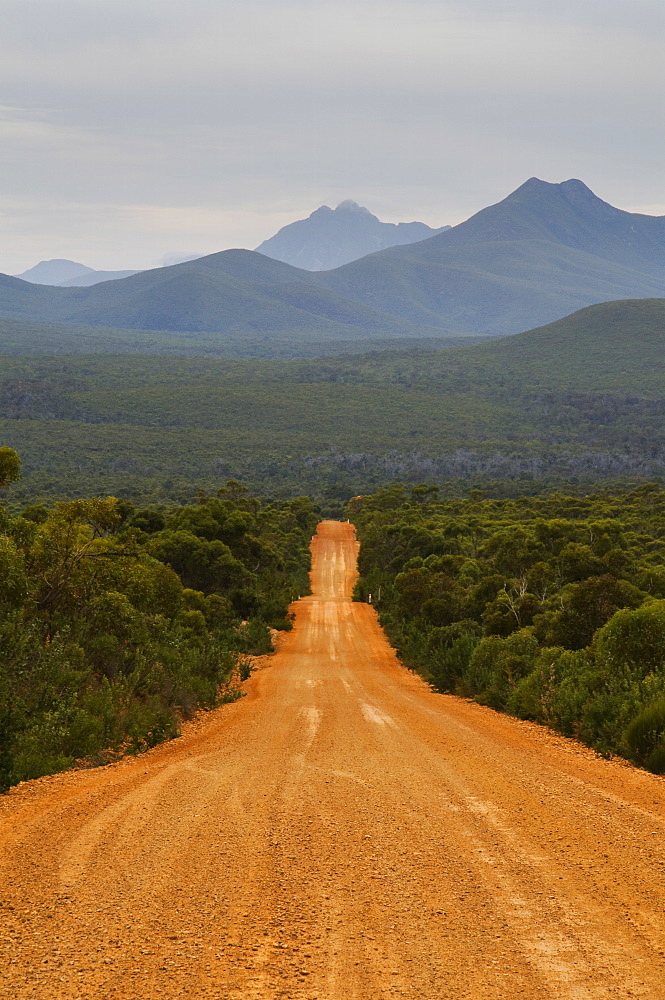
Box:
2, 520, 665, 999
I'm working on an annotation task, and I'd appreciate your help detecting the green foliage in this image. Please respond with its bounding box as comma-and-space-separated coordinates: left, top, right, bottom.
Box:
466, 630, 539, 709
592, 602, 665, 676
2, 298, 665, 505
0, 479, 319, 791
0, 446, 20, 489
625, 699, 665, 773
0, 315, 480, 359
350, 483, 665, 768
535, 576, 645, 650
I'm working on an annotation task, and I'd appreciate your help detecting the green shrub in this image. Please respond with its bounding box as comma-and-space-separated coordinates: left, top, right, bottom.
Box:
625, 698, 665, 771
348, 483, 665, 772
0, 480, 317, 790
465, 630, 538, 709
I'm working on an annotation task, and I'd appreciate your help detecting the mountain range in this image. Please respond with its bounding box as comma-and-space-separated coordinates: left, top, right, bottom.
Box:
0, 251, 427, 339
2, 178, 665, 342
313, 178, 665, 336
14, 201, 447, 288
255, 199, 449, 270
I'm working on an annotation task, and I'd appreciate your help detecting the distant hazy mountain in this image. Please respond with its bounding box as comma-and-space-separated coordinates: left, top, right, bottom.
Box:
3, 179, 665, 341
255, 200, 450, 270
57, 268, 142, 287
314, 178, 665, 335
15, 259, 96, 285
159, 252, 205, 267
0, 251, 437, 339
15, 259, 140, 287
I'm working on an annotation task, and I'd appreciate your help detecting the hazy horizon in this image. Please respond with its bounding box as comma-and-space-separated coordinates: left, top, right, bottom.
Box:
1, 0, 663, 273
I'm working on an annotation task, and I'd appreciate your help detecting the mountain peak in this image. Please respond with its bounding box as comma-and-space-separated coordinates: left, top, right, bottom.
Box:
335, 200, 372, 215
256, 201, 447, 270
513, 176, 603, 206
15, 259, 96, 285
310, 205, 334, 218
560, 177, 595, 195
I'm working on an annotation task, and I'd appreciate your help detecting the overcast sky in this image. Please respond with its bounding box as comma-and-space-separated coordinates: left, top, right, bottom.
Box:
1, 0, 664, 272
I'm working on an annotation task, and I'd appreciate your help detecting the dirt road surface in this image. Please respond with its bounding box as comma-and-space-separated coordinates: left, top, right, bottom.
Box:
3, 520, 665, 999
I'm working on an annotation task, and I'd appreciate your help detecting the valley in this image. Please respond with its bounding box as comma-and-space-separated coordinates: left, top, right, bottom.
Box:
1, 299, 663, 504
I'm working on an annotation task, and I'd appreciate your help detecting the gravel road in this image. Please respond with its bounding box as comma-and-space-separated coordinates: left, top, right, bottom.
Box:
2, 519, 665, 999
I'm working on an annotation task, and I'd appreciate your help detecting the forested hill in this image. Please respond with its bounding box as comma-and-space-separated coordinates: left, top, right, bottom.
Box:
0, 315, 477, 359
350, 298, 665, 395
0, 298, 663, 503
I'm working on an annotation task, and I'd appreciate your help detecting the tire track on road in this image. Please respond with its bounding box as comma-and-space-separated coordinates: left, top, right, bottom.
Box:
3, 520, 665, 998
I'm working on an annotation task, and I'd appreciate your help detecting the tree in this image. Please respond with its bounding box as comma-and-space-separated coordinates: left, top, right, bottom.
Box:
27, 498, 123, 614
0, 447, 20, 490
593, 601, 665, 678
537, 575, 645, 651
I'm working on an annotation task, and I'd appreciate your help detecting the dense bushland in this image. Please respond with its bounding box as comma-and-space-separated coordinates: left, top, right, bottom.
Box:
2, 299, 665, 504
0, 452, 318, 791
349, 483, 665, 769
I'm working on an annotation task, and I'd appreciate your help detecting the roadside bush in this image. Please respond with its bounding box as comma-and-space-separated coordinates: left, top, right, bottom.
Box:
465, 629, 539, 709
348, 483, 665, 770
625, 699, 665, 772
428, 621, 481, 694
0, 481, 319, 791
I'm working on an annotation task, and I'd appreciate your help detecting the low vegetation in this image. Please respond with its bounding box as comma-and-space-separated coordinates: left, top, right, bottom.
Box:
0, 316, 479, 359
0, 449, 318, 791
1, 300, 664, 504
2, 294, 665, 787
350, 482, 665, 769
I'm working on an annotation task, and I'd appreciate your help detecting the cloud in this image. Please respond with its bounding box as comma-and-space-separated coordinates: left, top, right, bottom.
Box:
0, 0, 663, 270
